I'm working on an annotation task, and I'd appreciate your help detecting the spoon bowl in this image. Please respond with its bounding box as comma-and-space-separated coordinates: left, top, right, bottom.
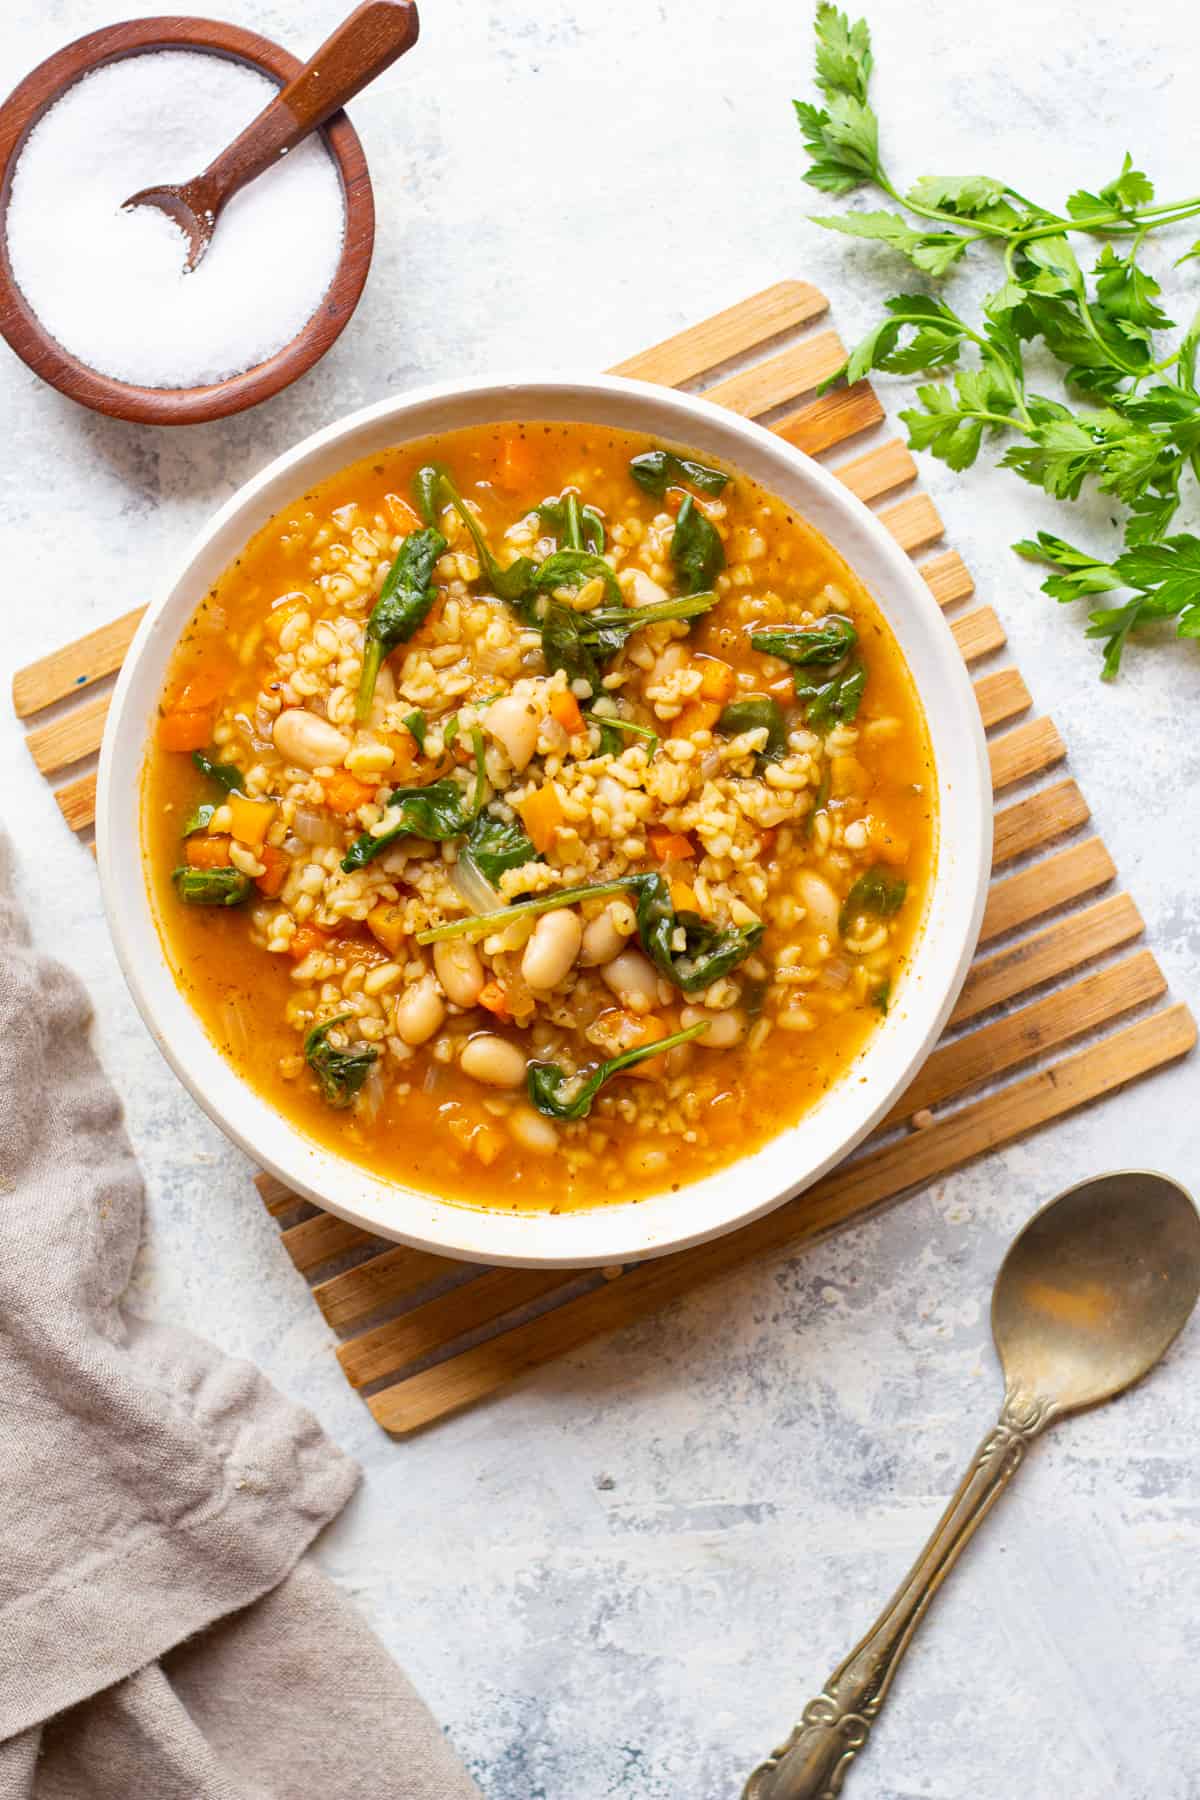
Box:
993, 1169, 1200, 1417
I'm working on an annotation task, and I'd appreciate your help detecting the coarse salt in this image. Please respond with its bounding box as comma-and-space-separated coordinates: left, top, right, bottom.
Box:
6, 50, 347, 389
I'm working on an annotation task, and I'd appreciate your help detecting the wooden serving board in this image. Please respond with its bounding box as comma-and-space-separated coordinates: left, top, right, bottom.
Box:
15, 278, 1195, 1437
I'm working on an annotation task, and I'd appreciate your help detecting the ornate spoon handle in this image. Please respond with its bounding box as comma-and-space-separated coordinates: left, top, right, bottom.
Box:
742, 1391, 1054, 1800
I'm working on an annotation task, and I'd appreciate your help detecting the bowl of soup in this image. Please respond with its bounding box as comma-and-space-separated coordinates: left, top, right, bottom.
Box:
96, 375, 991, 1267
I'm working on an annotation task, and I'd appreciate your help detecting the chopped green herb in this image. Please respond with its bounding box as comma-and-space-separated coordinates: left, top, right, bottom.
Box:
171, 866, 253, 906
304, 1014, 379, 1110
527, 1020, 710, 1120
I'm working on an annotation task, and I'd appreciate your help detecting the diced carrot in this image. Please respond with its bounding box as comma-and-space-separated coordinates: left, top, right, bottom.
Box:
757, 827, 777, 856
614, 1012, 669, 1082
830, 754, 870, 799
549, 689, 584, 734
228, 792, 277, 848
384, 492, 422, 534
696, 658, 736, 703
264, 594, 308, 640
518, 784, 565, 854
366, 904, 407, 956
495, 434, 537, 493
670, 879, 698, 912
158, 708, 215, 753
669, 700, 722, 739
254, 843, 290, 898
866, 812, 911, 866
185, 834, 234, 869
288, 924, 333, 961
323, 770, 376, 814
648, 829, 696, 862
478, 980, 512, 1022
767, 674, 796, 702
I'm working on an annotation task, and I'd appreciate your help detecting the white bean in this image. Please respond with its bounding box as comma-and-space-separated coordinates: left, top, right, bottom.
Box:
393, 976, 445, 1046
793, 870, 841, 938
433, 938, 485, 1008
601, 947, 659, 1011
483, 694, 539, 771
680, 1005, 747, 1049
579, 904, 635, 967
272, 708, 350, 772
522, 908, 582, 990
460, 1034, 526, 1089
507, 1105, 558, 1153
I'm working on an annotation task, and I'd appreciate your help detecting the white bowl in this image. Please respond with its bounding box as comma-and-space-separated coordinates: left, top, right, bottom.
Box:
97, 374, 992, 1269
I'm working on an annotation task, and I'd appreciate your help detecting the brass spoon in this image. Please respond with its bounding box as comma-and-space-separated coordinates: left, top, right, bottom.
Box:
124, 0, 419, 271
742, 1170, 1200, 1800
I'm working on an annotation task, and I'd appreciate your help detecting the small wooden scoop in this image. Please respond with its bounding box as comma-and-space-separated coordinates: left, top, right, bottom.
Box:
124, 0, 418, 271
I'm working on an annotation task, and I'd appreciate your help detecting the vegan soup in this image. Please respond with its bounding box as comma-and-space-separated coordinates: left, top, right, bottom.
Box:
144, 422, 936, 1212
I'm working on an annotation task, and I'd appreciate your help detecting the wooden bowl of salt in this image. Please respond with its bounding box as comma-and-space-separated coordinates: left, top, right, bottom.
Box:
0, 15, 386, 425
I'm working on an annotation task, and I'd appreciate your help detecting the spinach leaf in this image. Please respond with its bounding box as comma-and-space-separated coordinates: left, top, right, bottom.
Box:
527, 1020, 710, 1120
532, 549, 623, 605
182, 802, 216, 837
304, 1014, 379, 1110
192, 750, 244, 792
838, 866, 908, 935
463, 814, 540, 886
469, 726, 488, 815
632, 872, 764, 994
670, 496, 725, 593
578, 590, 720, 657
442, 715, 460, 749
541, 601, 601, 694
417, 878, 636, 944
172, 866, 253, 906
749, 616, 859, 665
412, 463, 536, 604
402, 708, 428, 751
716, 695, 787, 761
536, 492, 606, 553
800, 660, 868, 729
341, 778, 475, 871
594, 714, 659, 759
356, 527, 447, 719
629, 450, 729, 497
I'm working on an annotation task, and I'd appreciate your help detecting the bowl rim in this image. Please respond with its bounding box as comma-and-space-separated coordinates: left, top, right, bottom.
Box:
96, 370, 993, 1268
0, 15, 374, 425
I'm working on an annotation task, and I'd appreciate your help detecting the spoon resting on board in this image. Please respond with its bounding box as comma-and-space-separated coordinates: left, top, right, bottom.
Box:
742, 1169, 1200, 1800
123, 1, 419, 271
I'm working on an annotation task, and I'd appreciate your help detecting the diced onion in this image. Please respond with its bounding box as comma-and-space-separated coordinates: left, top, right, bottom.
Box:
820, 956, 853, 990
293, 807, 343, 848
452, 854, 501, 915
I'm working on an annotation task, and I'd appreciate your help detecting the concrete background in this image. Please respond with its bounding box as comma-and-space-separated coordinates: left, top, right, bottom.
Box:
3, 1, 1199, 1794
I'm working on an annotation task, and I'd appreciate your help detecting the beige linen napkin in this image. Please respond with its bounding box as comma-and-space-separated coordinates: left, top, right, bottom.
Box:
0, 832, 479, 1800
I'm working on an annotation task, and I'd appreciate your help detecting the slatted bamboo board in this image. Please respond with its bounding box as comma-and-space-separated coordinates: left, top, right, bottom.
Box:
14, 278, 1195, 1437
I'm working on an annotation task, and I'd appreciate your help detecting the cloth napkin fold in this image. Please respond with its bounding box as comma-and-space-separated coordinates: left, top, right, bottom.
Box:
0, 831, 480, 1799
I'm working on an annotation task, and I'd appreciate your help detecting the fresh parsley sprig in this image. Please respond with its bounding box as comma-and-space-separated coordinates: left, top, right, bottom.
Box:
800, 3, 1200, 675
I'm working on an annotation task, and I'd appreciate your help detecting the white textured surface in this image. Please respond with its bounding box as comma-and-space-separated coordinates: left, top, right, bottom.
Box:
3, 2, 1200, 1795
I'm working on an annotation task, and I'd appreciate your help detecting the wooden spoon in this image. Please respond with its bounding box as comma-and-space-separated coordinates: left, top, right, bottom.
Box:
123, 0, 418, 271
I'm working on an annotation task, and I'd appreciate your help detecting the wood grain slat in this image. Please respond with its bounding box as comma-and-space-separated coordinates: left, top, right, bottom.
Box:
878, 493, 943, 554
920, 550, 975, 609
25, 692, 110, 774
992, 780, 1089, 867
368, 1006, 1197, 1434
255, 1172, 299, 1219
973, 668, 1032, 731
607, 280, 828, 387
279, 1210, 377, 1276
949, 893, 1143, 1028
951, 607, 1006, 664
772, 382, 883, 455
832, 439, 915, 503
312, 1243, 461, 1329
54, 771, 98, 832
883, 951, 1165, 1128
988, 717, 1065, 792
980, 837, 1115, 944
338, 1267, 576, 1388
701, 331, 847, 416
13, 607, 145, 717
